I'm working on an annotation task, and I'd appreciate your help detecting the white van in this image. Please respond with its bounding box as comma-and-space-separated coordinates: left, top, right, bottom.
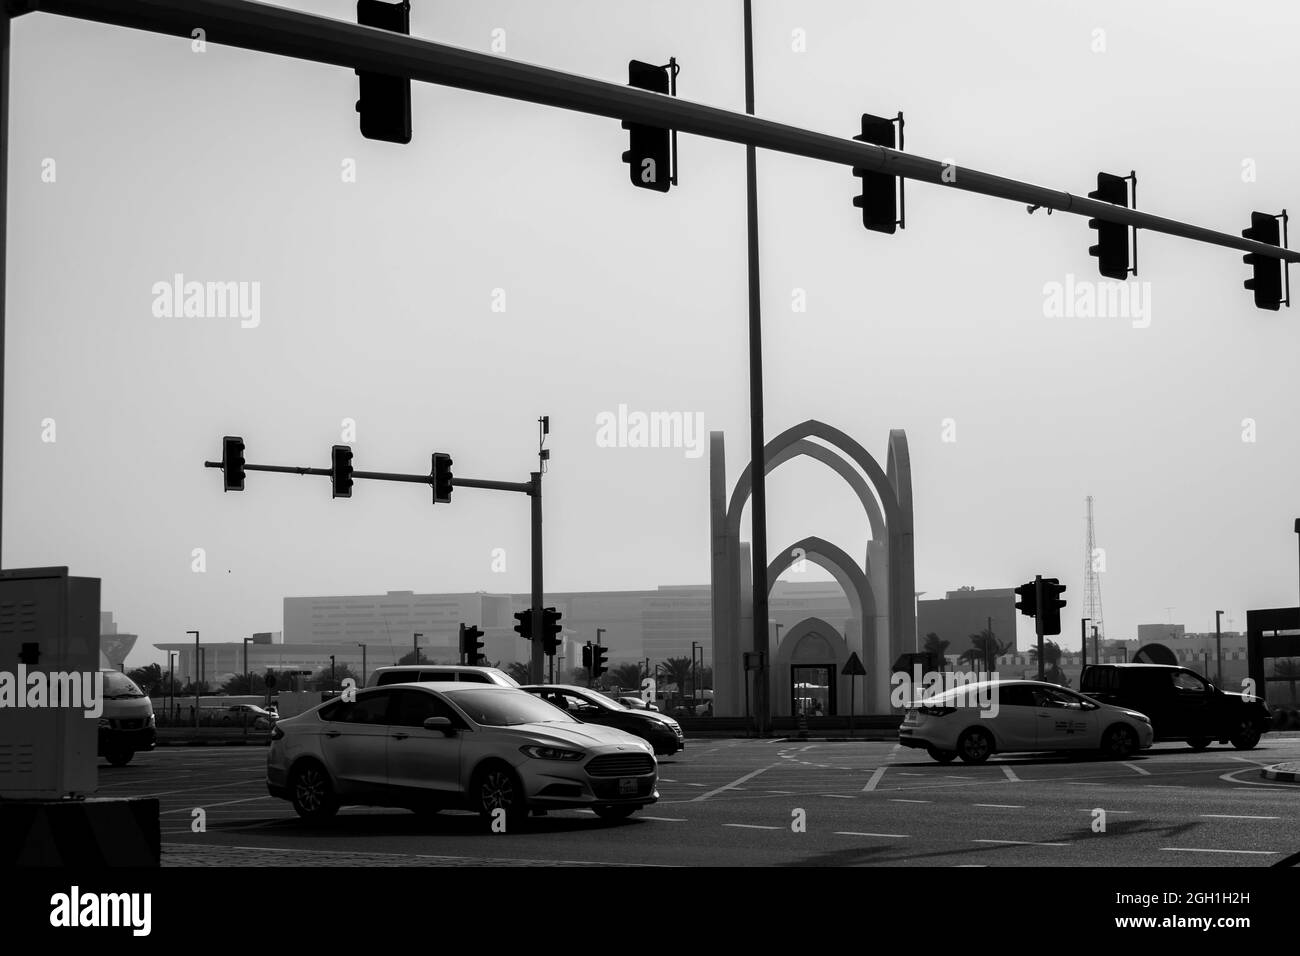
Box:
98, 669, 156, 766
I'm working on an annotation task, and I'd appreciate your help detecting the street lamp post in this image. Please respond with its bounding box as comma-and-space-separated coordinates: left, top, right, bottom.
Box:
1215, 610, 1224, 685
358, 643, 367, 686
1092, 625, 1099, 664
413, 633, 422, 665
243, 636, 254, 692
1081, 618, 1091, 670
691, 641, 699, 707
186, 630, 199, 729
168, 651, 177, 722
330, 655, 336, 690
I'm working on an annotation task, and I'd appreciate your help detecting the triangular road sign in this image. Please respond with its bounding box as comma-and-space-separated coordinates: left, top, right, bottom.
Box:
841, 651, 867, 676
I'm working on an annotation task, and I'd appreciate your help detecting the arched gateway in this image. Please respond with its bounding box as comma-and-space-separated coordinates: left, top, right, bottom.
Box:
708, 421, 915, 716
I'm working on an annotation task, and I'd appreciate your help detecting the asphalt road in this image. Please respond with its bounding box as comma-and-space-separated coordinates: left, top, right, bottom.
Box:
99, 734, 1300, 866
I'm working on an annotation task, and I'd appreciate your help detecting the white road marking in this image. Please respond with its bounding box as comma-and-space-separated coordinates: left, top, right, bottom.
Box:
766, 790, 795, 795
1199, 814, 1280, 820
1160, 848, 1277, 855
889, 798, 932, 804
692, 765, 774, 802
1077, 809, 1135, 813
835, 831, 908, 838
819, 794, 853, 799
640, 816, 688, 822
1143, 785, 1187, 789
862, 767, 888, 792
1000, 765, 1020, 783
160, 795, 274, 815
898, 772, 925, 777
973, 803, 1024, 809
1221, 768, 1298, 788
1120, 762, 1151, 776
974, 839, 1069, 847
723, 823, 781, 830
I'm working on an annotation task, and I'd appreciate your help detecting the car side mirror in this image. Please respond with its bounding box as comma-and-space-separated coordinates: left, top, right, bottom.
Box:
423, 716, 455, 734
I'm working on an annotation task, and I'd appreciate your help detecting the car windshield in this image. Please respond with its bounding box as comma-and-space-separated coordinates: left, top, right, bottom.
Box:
102, 671, 145, 698
453, 689, 579, 726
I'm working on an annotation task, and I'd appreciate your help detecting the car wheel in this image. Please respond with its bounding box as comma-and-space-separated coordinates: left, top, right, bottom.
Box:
1187, 737, 1212, 751
927, 746, 958, 764
593, 805, 637, 821
956, 728, 993, 764
1101, 724, 1138, 759
1229, 719, 1262, 750
471, 762, 527, 828
106, 750, 133, 767
290, 761, 339, 822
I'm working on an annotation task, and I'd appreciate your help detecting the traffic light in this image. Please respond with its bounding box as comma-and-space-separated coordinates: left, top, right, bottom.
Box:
1087, 172, 1133, 280
1040, 578, 1067, 636
222, 436, 246, 492
1242, 211, 1287, 310
513, 609, 533, 640
355, 0, 412, 144
590, 643, 608, 679
1014, 581, 1037, 618
851, 112, 903, 234
581, 642, 593, 670
432, 452, 453, 503
621, 59, 676, 192
460, 623, 485, 665
331, 445, 354, 499
541, 607, 562, 657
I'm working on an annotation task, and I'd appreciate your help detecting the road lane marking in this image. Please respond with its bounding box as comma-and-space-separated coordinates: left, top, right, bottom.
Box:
1160, 848, 1277, 855
973, 803, 1024, 809
835, 831, 908, 838
766, 790, 795, 795
692, 765, 774, 802
1143, 785, 1187, 789
819, 794, 853, 799
723, 823, 781, 830
974, 839, 1069, 847
889, 798, 932, 804
160, 796, 274, 814
862, 767, 888, 792
1000, 765, 1020, 782
1121, 762, 1151, 776
641, 816, 688, 822
1077, 809, 1135, 813
1199, 814, 1280, 820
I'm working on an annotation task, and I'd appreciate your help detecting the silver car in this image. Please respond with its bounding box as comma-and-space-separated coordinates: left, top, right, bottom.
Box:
267, 683, 658, 825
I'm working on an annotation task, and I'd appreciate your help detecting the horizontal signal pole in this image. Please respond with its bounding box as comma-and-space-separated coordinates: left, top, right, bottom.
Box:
201, 458, 534, 495
25, 0, 1300, 264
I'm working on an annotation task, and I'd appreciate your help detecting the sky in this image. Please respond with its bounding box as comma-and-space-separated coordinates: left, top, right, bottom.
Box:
6, 0, 1300, 665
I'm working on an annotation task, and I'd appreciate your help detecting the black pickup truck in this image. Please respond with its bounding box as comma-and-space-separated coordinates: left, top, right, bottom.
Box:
1078, 664, 1270, 750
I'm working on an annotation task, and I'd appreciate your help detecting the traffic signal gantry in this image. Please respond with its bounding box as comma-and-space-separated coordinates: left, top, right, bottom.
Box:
206, 417, 554, 683
1015, 574, 1068, 681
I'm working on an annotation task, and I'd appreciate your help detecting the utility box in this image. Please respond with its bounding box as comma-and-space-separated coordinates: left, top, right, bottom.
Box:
0, 567, 100, 799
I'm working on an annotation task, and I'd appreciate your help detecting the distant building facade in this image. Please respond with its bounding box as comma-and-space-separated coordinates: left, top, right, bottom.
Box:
918, 587, 1017, 653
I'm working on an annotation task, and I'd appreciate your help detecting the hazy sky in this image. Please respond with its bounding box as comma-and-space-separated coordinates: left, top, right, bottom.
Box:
7, 0, 1299, 665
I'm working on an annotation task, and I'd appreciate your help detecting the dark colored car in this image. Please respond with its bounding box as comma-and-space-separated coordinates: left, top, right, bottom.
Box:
522, 685, 684, 756
1078, 663, 1271, 750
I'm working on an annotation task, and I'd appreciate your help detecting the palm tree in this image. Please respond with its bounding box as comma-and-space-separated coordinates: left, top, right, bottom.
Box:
661, 656, 693, 693
1028, 640, 1070, 686
610, 662, 644, 690
127, 663, 164, 696
922, 632, 949, 669
957, 646, 984, 670
967, 628, 1013, 673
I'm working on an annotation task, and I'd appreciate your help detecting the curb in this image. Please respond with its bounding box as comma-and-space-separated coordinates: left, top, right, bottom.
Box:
1260, 764, 1300, 783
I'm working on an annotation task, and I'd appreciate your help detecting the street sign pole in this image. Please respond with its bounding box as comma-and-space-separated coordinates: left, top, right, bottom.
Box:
1035, 574, 1045, 681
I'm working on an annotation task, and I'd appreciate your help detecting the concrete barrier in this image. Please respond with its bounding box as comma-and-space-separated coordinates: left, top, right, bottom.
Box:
0, 797, 160, 866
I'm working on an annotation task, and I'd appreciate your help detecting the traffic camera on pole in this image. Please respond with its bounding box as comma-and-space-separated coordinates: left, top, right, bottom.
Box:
331, 445, 354, 498
431, 452, 453, 503
590, 644, 608, 679
222, 436, 246, 492
355, 0, 412, 144
541, 607, 562, 657
1087, 171, 1137, 280
1242, 210, 1289, 311
851, 112, 904, 234
621, 58, 678, 192
1039, 578, 1067, 636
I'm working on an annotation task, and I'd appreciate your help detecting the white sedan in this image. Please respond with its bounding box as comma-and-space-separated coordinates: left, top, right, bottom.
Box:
899, 680, 1154, 763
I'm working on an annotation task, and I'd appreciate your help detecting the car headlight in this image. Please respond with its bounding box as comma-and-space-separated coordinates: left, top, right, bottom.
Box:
147, 714, 156, 727
520, 745, 585, 761
98, 718, 110, 728
1128, 712, 1151, 724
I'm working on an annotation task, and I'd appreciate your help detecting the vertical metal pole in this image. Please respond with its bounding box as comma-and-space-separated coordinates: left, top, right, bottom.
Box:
1034, 575, 1045, 681
742, 0, 770, 736
169, 653, 174, 722
0, 12, 9, 562
1081, 618, 1090, 670
1092, 625, 1099, 665
360, 643, 367, 686
530, 472, 544, 684
1215, 610, 1223, 685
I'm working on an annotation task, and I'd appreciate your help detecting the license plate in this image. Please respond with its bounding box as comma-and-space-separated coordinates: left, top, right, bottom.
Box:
618, 777, 637, 795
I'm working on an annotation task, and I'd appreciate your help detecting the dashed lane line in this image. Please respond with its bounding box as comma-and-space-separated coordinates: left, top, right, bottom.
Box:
723, 823, 781, 830
889, 798, 932, 804
973, 803, 1024, 809
1121, 762, 1151, 776
1200, 814, 1281, 820
835, 831, 908, 838
1000, 765, 1020, 783
691, 765, 775, 802
160, 796, 274, 815
640, 816, 688, 822
862, 767, 888, 792
1160, 848, 1278, 855
974, 839, 1070, 847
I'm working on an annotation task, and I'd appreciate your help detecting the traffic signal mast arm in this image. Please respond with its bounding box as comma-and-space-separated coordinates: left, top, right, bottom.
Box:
30, 0, 1300, 267
203, 449, 533, 494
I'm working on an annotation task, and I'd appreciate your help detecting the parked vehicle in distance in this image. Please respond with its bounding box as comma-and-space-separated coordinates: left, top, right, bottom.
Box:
267, 683, 657, 824
523, 685, 683, 755
365, 665, 520, 688
899, 679, 1154, 763
222, 703, 278, 729
99, 669, 156, 767
1078, 663, 1271, 750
